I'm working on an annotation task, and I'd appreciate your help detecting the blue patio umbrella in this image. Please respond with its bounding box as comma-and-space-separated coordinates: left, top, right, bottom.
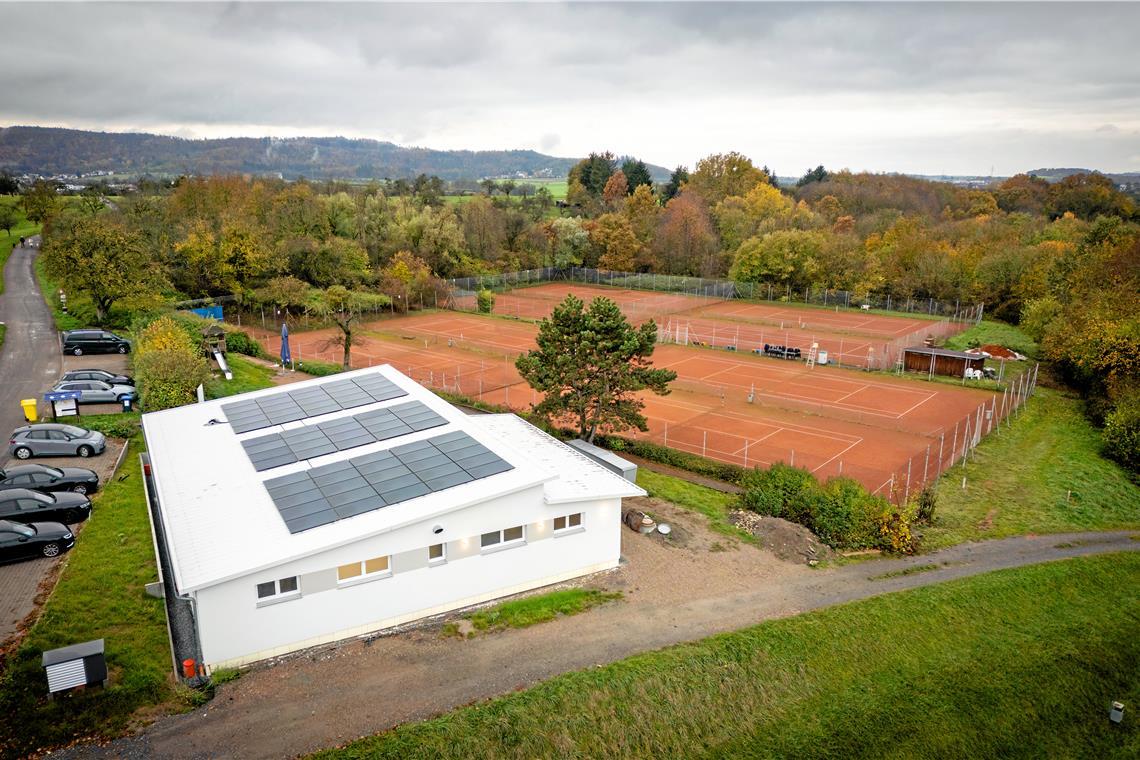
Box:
280, 322, 292, 366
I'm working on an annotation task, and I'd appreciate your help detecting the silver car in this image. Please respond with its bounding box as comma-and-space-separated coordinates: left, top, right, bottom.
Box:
51, 380, 137, 404
8, 424, 107, 459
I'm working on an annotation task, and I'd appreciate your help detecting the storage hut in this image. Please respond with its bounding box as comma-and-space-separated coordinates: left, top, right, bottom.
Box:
903, 346, 985, 378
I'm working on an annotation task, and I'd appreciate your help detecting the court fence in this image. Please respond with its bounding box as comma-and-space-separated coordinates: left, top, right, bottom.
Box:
445, 267, 984, 323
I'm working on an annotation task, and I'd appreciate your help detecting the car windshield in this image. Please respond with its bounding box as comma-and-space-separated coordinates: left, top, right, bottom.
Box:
60, 426, 88, 437
2, 523, 35, 538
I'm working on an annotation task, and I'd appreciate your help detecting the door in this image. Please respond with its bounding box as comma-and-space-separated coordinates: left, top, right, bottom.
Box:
24, 430, 50, 455
45, 430, 72, 455
89, 383, 115, 402
26, 472, 58, 491
0, 527, 35, 561
16, 498, 47, 522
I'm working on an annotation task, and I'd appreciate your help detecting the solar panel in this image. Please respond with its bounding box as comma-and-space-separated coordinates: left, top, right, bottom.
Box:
264, 431, 513, 533
221, 372, 410, 434
238, 400, 447, 471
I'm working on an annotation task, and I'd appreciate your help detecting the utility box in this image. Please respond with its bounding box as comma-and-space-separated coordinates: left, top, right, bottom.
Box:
567, 439, 638, 482
21, 398, 38, 423
42, 639, 107, 697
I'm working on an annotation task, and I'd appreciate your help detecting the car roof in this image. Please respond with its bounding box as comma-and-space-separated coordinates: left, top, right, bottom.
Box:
70, 369, 114, 373
14, 423, 70, 433
1, 464, 55, 476
0, 489, 48, 501
0, 520, 34, 530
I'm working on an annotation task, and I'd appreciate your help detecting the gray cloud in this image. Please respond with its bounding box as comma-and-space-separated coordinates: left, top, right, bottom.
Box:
1, 2, 1137, 174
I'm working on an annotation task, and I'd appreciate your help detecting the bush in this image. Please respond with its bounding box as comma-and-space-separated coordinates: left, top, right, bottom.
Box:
739, 462, 913, 552
476, 289, 495, 314
296, 359, 344, 377
134, 316, 211, 411
79, 414, 141, 439
914, 486, 937, 524
592, 435, 747, 484
1103, 394, 1140, 473
223, 329, 265, 358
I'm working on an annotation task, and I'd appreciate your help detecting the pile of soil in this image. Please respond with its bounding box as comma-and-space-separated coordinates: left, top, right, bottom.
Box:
729, 511, 834, 564
978, 344, 1022, 360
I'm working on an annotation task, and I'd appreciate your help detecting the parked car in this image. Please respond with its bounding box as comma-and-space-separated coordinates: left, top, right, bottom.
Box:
51, 380, 137, 405
61, 369, 134, 386
0, 488, 91, 525
9, 423, 107, 459
0, 519, 75, 563
61, 330, 131, 356
0, 464, 100, 495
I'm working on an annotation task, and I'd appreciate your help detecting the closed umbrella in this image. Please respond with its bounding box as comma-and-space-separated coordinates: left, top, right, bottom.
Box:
280, 322, 292, 369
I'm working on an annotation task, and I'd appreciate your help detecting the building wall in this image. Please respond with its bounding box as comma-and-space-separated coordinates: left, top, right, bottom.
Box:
193, 486, 621, 667
903, 351, 984, 377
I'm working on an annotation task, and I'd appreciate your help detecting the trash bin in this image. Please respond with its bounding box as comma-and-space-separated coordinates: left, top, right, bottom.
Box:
21, 399, 38, 423
817, 350, 829, 365
121, 397, 133, 413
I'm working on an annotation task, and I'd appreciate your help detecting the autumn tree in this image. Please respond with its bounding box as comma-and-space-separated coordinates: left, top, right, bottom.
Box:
546, 217, 590, 268
306, 285, 391, 369
255, 275, 311, 316
588, 213, 642, 271
623, 184, 662, 251
687, 152, 767, 205
730, 230, 825, 289
602, 170, 629, 211
0, 203, 17, 239
515, 295, 676, 442
79, 186, 105, 216
378, 250, 438, 311
652, 191, 721, 275
21, 180, 58, 225
43, 214, 165, 322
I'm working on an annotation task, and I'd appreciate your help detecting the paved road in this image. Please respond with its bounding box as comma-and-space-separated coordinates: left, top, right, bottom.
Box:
0, 236, 60, 468
63, 530, 1140, 760
0, 236, 63, 646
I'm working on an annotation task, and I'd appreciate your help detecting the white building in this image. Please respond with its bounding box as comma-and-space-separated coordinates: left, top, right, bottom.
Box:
141, 366, 643, 669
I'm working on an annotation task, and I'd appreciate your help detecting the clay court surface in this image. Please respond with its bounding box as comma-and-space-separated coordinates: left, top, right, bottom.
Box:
475, 283, 960, 368
252, 310, 997, 497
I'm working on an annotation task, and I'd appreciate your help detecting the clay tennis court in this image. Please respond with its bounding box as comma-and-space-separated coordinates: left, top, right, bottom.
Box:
473, 282, 961, 368
253, 310, 998, 498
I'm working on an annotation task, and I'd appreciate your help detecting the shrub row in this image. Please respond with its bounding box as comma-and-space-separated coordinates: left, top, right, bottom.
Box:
594, 435, 748, 484
740, 462, 916, 553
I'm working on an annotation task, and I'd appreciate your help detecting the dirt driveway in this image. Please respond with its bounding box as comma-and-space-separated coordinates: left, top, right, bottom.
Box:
0, 439, 128, 649
60, 498, 1140, 759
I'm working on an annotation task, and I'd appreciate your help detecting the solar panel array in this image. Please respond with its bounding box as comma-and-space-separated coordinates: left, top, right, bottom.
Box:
222, 375, 406, 434
240, 400, 447, 471
264, 430, 514, 533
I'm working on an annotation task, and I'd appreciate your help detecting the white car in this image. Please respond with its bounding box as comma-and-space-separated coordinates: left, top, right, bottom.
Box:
51, 380, 138, 404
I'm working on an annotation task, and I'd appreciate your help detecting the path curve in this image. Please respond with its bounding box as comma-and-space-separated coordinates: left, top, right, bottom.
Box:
60, 530, 1139, 760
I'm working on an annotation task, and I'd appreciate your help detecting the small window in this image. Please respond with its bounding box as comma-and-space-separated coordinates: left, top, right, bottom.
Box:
481, 526, 525, 551
428, 543, 445, 563
256, 576, 298, 601
337, 556, 391, 583
554, 513, 584, 532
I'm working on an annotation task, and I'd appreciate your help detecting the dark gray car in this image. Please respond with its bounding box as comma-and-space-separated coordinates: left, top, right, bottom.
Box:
61, 330, 131, 356
8, 424, 107, 459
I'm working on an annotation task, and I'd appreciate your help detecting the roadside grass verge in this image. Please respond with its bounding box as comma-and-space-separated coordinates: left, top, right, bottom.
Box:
924, 387, 1140, 550
869, 563, 941, 581
204, 354, 276, 399
442, 589, 621, 638
313, 553, 1140, 759
34, 252, 82, 331
0, 438, 173, 757
635, 468, 755, 545
0, 323, 6, 352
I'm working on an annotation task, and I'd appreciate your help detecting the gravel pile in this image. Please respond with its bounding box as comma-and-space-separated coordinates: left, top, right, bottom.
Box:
730, 510, 833, 565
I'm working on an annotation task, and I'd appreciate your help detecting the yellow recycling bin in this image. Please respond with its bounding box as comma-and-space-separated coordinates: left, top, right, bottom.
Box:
21, 399, 38, 423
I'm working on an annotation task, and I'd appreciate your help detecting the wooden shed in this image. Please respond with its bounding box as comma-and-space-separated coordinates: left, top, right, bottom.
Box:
903, 346, 985, 378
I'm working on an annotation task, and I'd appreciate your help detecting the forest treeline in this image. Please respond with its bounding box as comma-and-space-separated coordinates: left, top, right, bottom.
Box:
25, 150, 1139, 471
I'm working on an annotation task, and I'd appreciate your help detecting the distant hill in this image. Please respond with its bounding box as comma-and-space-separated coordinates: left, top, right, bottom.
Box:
1026, 167, 1140, 183
0, 126, 669, 182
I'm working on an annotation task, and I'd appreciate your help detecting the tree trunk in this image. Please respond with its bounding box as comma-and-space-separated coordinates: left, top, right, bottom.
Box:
341, 323, 352, 370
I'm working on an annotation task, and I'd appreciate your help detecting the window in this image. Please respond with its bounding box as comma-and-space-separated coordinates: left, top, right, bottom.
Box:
553, 513, 583, 532
480, 525, 525, 550
428, 543, 445, 564
256, 576, 299, 601
337, 555, 391, 583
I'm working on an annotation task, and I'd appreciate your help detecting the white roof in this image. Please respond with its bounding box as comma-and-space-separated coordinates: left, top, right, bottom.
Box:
142, 365, 642, 593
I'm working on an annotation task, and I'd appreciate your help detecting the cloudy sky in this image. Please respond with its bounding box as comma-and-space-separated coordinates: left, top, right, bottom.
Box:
2, 1, 1138, 175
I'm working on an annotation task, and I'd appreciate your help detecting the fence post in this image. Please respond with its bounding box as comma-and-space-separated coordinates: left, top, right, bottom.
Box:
937, 433, 945, 477
744, 439, 749, 468
702, 431, 707, 457
951, 421, 959, 465
923, 445, 930, 485
904, 458, 912, 504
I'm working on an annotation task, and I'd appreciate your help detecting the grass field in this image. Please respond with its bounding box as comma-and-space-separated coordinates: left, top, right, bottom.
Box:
924, 386, 1140, 549
0, 438, 175, 757
204, 354, 276, 399
313, 552, 1140, 759
945, 319, 1038, 358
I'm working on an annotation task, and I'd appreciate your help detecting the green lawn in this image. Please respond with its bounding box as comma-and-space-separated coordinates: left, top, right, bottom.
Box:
635, 468, 754, 544
945, 319, 1038, 358
204, 354, 277, 399
313, 552, 1140, 759
0, 438, 174, 757
34, 251, 82, 331
444, 589, 621, 637
924, 387, 1140, 549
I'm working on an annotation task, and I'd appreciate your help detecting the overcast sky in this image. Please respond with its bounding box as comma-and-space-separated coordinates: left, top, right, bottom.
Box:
2, 2, 1138, 175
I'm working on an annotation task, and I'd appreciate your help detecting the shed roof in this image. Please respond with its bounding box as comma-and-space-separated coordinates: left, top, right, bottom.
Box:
142, 366, 640, 593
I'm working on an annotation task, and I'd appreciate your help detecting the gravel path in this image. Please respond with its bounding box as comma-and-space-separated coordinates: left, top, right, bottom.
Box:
59, 508, 1139, 760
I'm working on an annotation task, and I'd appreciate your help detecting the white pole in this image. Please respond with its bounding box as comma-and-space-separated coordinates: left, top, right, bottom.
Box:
702, 430, 707, 457
744, 439, 749, 467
